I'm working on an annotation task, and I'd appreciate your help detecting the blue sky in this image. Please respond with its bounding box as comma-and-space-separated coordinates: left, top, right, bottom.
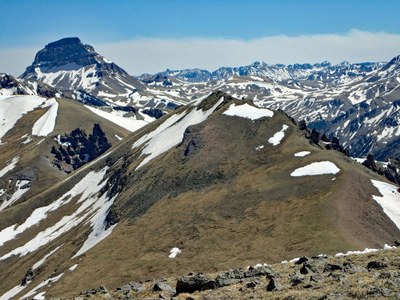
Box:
2, 0, 400, 75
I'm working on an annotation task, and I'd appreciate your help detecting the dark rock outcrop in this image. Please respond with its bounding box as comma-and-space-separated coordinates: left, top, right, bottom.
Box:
21, 268, 34, 286
366, 261, 388, 270
176, 274, 217, 294
142, 108, 166, 119
51, 123, 111, 173
266, 277, 282, 291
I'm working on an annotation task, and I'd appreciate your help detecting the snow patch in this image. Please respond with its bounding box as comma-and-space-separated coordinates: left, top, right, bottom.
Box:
255, 145, 264, 151
85, 105, 150, 132
268, 124, 289, 146
0, 156, 19, 178
169, 247, 182, 258
69, 264, 78, 271
0, 95, 47, 143
335, 245, 396, 257
291, 161, 340, 177
223, 103, 274, 120
32, 98, 59, 136
0, 284, 27, 300
294, 151, 311, 157
371, 179, 400, 230
0, 179, 31, 211
21, 273, 64, 300
72, 193, 117, 258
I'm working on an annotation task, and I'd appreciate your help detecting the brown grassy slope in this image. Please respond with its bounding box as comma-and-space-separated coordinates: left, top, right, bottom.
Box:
47, 103, 400, 297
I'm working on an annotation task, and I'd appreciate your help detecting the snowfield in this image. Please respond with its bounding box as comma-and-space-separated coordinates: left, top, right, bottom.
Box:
0, 179, 31, 211
133, 97, 224, 169
291, 161, 340, 177
0, 156, 19, 179
223, 103, 274, 120
32, 98, 59, 136
0, 95, 47, 142
268, 124, 289, 146
85, 105, 151, 132
294, 151, 311, 157
371, 179, 400, 230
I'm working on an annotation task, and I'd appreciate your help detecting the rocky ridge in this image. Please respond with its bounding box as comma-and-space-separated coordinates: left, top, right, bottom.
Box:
74, 246, 400, 299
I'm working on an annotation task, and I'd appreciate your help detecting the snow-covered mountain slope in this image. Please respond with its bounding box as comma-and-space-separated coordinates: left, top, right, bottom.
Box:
1, 92, 399, 299
257, 57, 400, 159
141, 56, 399, 161
0, 73, 58, 98
20, 37, 185, 110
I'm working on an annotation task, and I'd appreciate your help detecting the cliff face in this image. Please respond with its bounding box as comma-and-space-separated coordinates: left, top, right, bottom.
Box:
25, 37, 98, 72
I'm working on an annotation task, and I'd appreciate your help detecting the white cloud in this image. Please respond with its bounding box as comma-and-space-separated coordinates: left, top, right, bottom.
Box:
96, 29, 400, 75
2, 30, 400, 77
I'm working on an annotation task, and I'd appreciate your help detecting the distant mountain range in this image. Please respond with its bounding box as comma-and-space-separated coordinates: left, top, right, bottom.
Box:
1, 37, 399, 161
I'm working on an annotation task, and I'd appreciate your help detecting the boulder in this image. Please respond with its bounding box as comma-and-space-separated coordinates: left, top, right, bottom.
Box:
366, 261, 388, 270
215, 269, 245, 287
367, 287, 392, 297
290, 274, 305, 286
153, 281, 175, 294
300, 262, 316, 275
244, 265, 275, 278
295, 257, 309, 265
176, 274, 217, 294
266, 277, 282, 291
245, 279, 260, 288
323, 264, 343, 272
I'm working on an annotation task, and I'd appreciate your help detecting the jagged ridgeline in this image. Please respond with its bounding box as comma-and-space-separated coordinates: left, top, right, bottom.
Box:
1, 92, 399, 299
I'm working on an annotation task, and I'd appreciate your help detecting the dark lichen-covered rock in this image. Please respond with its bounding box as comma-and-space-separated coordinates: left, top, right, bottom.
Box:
176, 274, 217, 294
366, 261, 388, 270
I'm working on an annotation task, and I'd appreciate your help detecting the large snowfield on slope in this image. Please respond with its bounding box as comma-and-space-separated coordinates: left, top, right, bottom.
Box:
85, 105, 151, 132
223, 103, 274, 120
0, 95, 47, 142
371, 179, 400, 230
290, 161, 340, 176
32, 98, 59, 136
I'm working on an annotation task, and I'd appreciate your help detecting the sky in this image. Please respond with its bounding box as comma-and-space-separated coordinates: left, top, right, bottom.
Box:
1, 0, 400, 76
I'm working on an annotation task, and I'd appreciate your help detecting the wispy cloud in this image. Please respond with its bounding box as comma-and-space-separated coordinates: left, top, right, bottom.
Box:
2, 30, 400, 77
97, 30, 400, 75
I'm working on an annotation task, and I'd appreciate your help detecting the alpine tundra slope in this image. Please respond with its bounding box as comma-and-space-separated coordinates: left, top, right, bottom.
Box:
0, 92, 399, 299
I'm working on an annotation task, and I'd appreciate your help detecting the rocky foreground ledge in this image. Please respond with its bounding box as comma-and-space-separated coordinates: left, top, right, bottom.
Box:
71, 246, 400, 300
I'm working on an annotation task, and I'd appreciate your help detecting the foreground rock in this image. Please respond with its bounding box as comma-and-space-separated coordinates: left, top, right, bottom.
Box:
74, 246, 400, 299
